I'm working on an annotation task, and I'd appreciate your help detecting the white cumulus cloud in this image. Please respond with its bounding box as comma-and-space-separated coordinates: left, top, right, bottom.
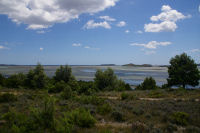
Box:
145, 5, 191, 32
0, 0, 118, 30
125, 30, 130, 33
116, 21, 126, 27
99, 16, 116, 21
130, 41, 171, 49
83, 20, 111, 29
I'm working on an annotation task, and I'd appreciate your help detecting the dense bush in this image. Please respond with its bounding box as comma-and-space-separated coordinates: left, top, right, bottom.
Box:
5, 73, 26, 88
0, 97, 55, 133
67, 108, 96, 128
78, 81, 97, 95
48, 80, 66, 93
61, 85, 73, 100
169, 112, 189, 126
94, 68, 131, 91
0, 93, 17, 103
25, 63, 48, 89
54, 65, 74, 83
136, 77, 157, 90
121, 92, 137, 100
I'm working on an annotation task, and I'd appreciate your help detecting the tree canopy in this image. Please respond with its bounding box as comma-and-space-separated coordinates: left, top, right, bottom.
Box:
167, 53, 200, 88
54, 65, 74, 83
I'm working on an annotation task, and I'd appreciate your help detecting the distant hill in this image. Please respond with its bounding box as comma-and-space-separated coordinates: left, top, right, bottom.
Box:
123, 63, 152, 67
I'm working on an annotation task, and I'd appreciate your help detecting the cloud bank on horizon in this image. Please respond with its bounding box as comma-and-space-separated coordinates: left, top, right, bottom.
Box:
0, 0, 118, 30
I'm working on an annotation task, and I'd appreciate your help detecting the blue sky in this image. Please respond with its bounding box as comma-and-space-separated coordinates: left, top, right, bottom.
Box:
0, 0, 200, 65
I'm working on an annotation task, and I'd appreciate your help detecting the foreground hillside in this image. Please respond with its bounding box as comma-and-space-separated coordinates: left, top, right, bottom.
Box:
0, 88, 200, 133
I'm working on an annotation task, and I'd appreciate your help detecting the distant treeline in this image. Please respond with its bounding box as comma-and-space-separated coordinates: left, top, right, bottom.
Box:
0, 64, 131, 94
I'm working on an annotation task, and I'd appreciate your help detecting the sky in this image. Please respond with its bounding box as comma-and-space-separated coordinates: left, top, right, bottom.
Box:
0, 0, 200, 65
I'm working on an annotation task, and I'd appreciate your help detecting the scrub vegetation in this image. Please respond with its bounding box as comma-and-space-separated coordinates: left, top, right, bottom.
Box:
0, 53, 199, 133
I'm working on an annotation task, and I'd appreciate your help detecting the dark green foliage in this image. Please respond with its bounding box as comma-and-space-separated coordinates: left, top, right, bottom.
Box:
0, 97, 55, 133
5, 73, 26, 88
78, 81, 97, 95
25, 63, 48, 89
121, 92, 137, 100
48, 80, 66, 93
136, 77, 157, 90
94, 68, 131, 91
67, 108, 96, 128
54, 65, 74, 83
61, 85, 73, 99
167, 53, 200, 88
94, 68, 118, 91
169, 112, 189, 126
121, 92, 129, 100
34, 97, 55, 130
116, 79, 132, 91
97, 103, 112, 115
0, 73, 5, 86
0, 93, 17, 103
68, 80, 80, 92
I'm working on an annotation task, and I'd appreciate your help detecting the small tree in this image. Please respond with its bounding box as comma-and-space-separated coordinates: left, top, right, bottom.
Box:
136, 77, 157, 90
54, 65, 74, 83
25, 63, 48, 89
94, 68, 118, 91
167, 53, 200, 88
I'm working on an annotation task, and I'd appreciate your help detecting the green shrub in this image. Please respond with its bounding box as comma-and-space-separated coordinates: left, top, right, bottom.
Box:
5, 73, 26, 88
121, 92, 137, 100
116, 79, 131, 91
121, 92, 129, 100
0, 93, 17, 103
78, 81, 97, 95
54, 65, 74, 83
25, 63, 48, 89
136, 77, 157, 90
61, 85, 73, 100
48, 80, 66, 93
67, 108, 96, 128
169, 112, 189, 126
77, 95, 104, 105
97, 103, 112, 115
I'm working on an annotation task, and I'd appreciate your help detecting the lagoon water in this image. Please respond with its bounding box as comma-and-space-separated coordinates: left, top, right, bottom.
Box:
0, 65, 169, 86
